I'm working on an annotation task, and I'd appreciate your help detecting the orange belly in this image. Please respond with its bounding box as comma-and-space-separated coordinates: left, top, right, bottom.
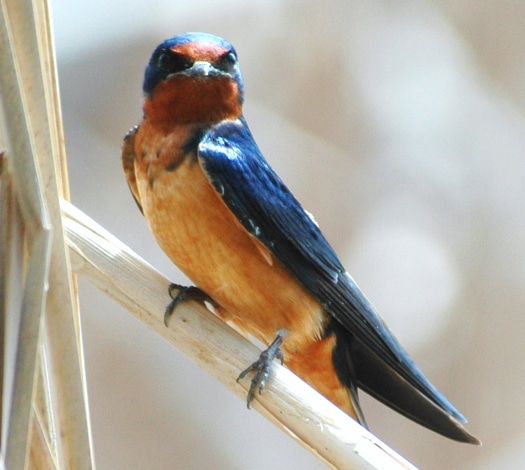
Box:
133, 146, 355, 417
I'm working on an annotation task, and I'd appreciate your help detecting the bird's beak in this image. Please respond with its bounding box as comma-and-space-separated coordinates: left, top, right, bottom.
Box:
186, 61, 221, 78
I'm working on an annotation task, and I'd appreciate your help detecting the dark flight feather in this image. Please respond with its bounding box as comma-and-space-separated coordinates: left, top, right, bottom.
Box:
198, 117, 479, 443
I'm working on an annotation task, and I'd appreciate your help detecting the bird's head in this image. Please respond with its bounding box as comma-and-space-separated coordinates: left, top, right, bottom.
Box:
142, 32, 244, 126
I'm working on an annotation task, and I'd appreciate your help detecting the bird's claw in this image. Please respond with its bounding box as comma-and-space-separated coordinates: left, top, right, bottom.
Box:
237, 332, 285, 408
164, 283, 216, 326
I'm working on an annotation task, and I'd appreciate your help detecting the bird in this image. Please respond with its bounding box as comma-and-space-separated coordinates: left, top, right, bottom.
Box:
122, 32, 479, 444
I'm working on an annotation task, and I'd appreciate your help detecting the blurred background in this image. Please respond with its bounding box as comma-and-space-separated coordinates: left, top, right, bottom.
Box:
51, 0, 524, 468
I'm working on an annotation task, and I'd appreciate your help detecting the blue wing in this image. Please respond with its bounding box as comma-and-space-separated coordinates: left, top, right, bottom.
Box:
198, 118, 474, 440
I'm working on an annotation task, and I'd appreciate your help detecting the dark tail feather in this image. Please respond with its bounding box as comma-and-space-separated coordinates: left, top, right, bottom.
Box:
351, 340, 480, 444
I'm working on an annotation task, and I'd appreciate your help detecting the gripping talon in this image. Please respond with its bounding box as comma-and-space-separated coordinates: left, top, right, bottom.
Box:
237, 331, 285, 408
164, 283, 216, 326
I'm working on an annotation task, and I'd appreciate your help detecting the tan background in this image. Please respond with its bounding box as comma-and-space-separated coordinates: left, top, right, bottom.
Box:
53, 0, 524, 468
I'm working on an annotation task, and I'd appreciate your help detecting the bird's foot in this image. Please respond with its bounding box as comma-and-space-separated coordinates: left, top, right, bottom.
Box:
164, 283, 216, 326
237, 331, 286, 408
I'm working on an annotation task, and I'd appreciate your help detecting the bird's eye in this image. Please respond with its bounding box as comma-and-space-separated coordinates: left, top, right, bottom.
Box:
155, 50, 193, 73
216, 51, 237, 73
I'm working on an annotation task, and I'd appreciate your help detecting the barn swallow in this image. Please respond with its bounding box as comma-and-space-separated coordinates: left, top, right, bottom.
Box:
122, 32, 479, 444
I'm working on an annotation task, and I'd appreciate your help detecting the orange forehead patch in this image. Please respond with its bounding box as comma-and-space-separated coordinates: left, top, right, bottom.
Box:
171, 41, 229, 62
